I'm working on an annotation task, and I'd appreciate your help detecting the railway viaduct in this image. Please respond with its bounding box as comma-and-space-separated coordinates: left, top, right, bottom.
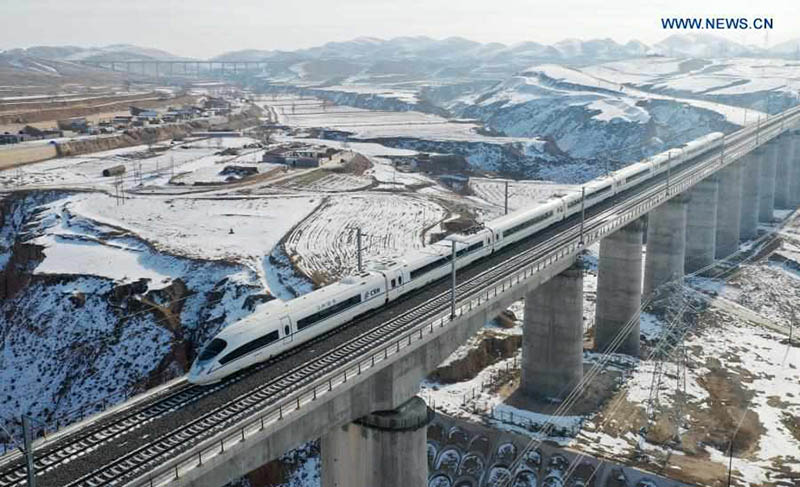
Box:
1, 110, 799, 487
137, 112, 800, 487
79, 60, 267, 77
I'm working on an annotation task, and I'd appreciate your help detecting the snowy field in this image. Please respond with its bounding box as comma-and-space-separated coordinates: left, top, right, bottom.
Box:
471, 62, 769, 128
0, 136, 268, 192
0, 193, 261, 437
283, 193, 447, 280
468, 178, 579, 216
260, 95, 551, 145
586, 57, 800, 98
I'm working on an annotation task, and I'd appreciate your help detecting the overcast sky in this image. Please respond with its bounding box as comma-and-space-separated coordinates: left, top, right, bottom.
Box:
3, 0, 798, 58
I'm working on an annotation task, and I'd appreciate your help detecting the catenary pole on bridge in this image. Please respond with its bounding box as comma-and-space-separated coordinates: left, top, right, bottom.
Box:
504, 180, 509, 215
579, 186, 586, 245
450, 239, 457, 318
22, 415, 35, 487
356, 227, 363, 273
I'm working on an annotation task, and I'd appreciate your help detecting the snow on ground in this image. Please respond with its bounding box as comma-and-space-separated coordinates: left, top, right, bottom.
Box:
479, 59, 772, 128
468, 178, 579, 217
64, 192, 319, 296
0, 136, 265, 192
0, 193, 261, 440
317, 84, 420, 104
586, 98, 650, 123
366, 157, 435, 187
71, 192, 319, 263
284, 193, 446, 280
273, 135, 418, 157
281, 171, 372, 193
262, 95, 550, 145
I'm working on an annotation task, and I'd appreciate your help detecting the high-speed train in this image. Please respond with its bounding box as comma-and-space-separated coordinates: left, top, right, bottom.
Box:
188, 132, 724, 384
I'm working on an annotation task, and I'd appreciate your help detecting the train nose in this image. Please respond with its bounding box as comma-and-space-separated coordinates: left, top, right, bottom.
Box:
188, 363, 207, 382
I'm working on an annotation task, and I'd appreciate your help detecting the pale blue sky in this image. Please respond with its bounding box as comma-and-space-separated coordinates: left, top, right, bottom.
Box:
2, 0, 797, 57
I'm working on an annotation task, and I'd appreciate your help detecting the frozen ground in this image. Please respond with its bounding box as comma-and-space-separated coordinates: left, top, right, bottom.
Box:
586, 57, 800, 97
468, 177, 579, 217
419, 214, 800, 487
283, 193, 447, 280
260, 95, 551, 145
0, 136, 266, 192
0, 193, 261, 439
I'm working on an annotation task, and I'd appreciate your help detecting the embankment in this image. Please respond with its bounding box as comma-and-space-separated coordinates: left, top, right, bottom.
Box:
54, 123, 204, 157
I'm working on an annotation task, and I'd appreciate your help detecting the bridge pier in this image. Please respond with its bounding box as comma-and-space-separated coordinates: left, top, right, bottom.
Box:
322, 397, 432, 487
685, 175, 719, 274
521, 259, 584, 401
774, 134, 794, 209
715, 162, 743, 258
789, 129, 800, 208
644, 194, 688, 297
594, 218, 643, 356
739, 154, 761, 241
759, 144, 778, 222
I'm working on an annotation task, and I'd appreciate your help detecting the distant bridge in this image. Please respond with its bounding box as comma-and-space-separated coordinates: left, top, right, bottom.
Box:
79, 60, 268, 77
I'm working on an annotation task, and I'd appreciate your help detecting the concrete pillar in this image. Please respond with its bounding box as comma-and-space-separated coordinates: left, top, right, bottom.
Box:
759, 144, 778, 222
644, 194, 688, 297
715, 162, 743, 259
322, 397, 432, 487
789, 130, 800, 208
739, 154, 761, 241
595, 218, 643, 356
775, 134, 793, 209
685, 175, 719, 274
522, 259, 583, 401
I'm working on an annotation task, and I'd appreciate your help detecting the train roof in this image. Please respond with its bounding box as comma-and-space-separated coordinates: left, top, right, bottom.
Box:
486, 197, 562, 230
219, 270, 383, 337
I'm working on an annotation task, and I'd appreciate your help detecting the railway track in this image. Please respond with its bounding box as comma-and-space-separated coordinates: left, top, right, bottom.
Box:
68, 114, 797, 486
1, 108, 797, 487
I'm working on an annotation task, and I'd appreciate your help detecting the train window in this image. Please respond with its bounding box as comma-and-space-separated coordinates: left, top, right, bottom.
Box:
197, 338, 227, 361
503, 211, 554, 237
296, 294, 362, 330
456, 241, 484, 257
398, 276, 402, 284
284, 325, 290, 336
219, 331, 279, 365
625, 169, 648, 183
409, 256, 451, 280
391, 278, 396, 288
587, 185, 612, 198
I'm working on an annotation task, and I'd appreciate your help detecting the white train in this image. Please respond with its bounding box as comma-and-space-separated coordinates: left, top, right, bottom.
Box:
188, 132, 724, 384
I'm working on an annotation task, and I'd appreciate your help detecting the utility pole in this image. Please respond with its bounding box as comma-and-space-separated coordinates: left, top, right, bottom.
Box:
757, 116, 761, 145
356, 227, 363, 273
450, 239, 457, 318
22, 415, 35, 487
579, 186, 586, 245
504, 180, 509, 215
666, 152, 671, 194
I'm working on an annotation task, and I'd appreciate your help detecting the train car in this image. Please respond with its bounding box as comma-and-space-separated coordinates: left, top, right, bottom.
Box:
487, 198, 563, 249
392, 227, 494, 295
678, 132, 724, 167
189, 271, 387, 384
648, 148, 682, 177
610, 160, 654, 194
563, 176, 616, 220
